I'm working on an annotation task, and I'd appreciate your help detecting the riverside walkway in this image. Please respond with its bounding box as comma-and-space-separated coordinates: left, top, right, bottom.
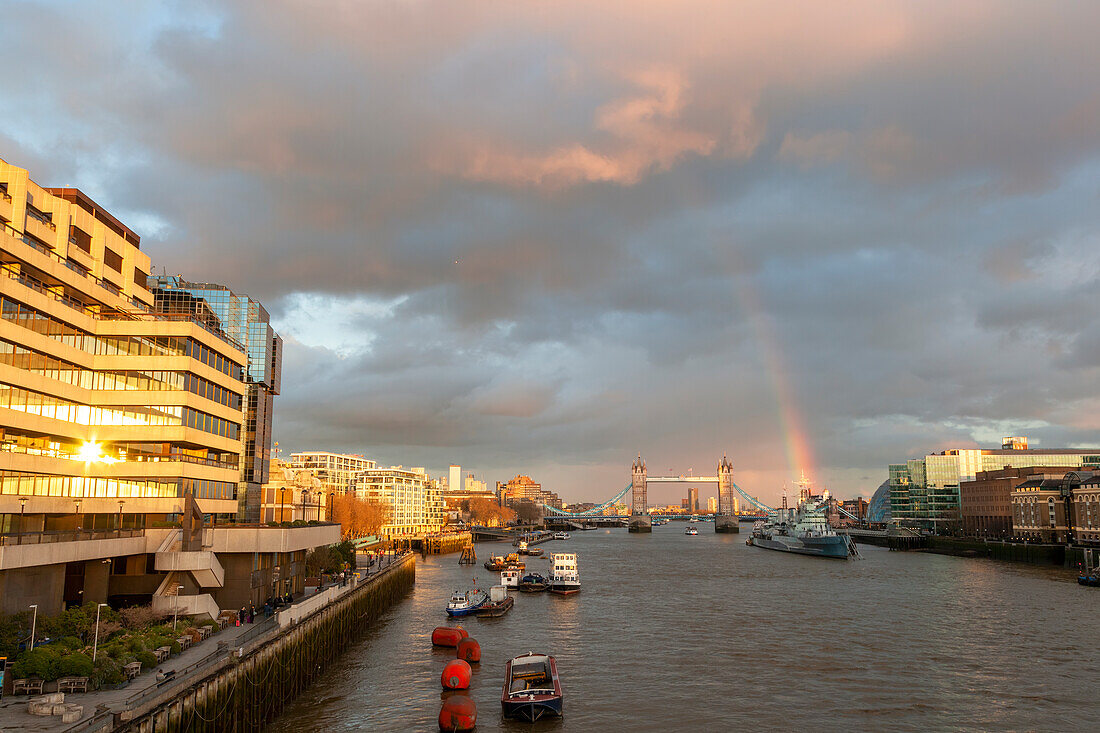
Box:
0, 552, 410, 733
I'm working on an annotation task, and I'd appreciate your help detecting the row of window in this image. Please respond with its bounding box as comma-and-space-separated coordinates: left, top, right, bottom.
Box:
0, 338, 242, 409
0, 294, 243, 379
0, 471, 236, 500
0, 381, 240, 439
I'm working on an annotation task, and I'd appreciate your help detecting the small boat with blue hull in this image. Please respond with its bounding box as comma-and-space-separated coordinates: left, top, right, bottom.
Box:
518, 573, 549, 592
446, 588, 489, 616
501, 653, 563, 722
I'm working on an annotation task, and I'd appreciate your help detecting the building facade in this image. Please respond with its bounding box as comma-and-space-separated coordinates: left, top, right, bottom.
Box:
150, 276, 283, 523
354, 466, 445, 537
961, 466, 1077, 538
289, 451, 376, 519
1011, 470, 1100, 545
497, 474, 562, 510
687, 487, 699, 514
0, 158, 337, 616
889, 437, 1100, 525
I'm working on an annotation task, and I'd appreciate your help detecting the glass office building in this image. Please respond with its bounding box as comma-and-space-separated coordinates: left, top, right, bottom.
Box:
150, 277, 282, 522
888, 437, 1100, 525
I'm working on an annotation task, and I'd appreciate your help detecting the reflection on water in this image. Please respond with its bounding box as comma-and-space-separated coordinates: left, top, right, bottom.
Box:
268, 527, 1100, 732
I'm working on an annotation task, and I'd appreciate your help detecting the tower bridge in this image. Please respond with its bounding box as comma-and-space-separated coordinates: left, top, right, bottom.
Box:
630, 454, 740, 533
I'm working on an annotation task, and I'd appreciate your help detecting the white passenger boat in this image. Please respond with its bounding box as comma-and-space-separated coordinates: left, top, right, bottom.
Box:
549, 553, 580, 595
685, 526, 698, 535
500, 569, 521, 588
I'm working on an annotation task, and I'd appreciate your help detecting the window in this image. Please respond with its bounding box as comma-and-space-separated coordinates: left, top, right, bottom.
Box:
69, 225, 92, 253
133, 267, 148, 289
104, 247, 123, 272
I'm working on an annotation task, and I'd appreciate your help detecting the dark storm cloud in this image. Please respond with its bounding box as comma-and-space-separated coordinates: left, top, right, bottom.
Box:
3, 1, 1100, 500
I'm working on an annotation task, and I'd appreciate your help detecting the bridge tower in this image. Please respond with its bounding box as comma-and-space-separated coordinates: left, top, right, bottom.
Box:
629, 454, 652, 533
715, 454, 740, 533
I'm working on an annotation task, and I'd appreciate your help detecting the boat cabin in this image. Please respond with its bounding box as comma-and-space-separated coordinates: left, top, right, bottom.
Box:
508, 656, 554, 694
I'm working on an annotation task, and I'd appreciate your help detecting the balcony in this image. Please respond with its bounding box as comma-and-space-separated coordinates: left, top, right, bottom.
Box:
0, 529, 146, 570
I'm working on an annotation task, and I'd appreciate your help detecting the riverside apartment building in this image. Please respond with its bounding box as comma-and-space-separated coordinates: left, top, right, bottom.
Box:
0, 157, 336, 617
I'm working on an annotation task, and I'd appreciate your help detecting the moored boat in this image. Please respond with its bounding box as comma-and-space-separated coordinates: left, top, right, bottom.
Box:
484, 555, 505, 571
518, 573, 549, 592
549, 552, 580, 595
525, 546, 543, 556
552, 532, 571, 540
500, 569, 521, 588
477, 585, 515, 617
446, 589, 489, 617
747, 475, 855, 559
503, 553, 526, 571
501, 653, 563, 722
685, 526, 698, 535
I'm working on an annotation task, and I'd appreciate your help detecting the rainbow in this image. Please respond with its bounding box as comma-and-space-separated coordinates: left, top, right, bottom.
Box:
733, 272, 817, 483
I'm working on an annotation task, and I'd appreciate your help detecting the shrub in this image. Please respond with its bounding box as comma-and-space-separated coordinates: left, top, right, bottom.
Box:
135, 650, 157, 671
91, 657, 124, 688
11, 646, 61, 680
57, 652, 94, 678
59, 636, 84, 651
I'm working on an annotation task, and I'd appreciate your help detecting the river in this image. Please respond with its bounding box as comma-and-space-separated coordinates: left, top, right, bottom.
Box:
269, 525, 1100, 732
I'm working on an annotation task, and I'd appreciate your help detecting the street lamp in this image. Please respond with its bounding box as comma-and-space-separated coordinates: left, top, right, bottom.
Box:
279, 488, 287, 522
92, 603, 108, 661
327, 491, 334, 522
19, 496, 27, 544
173, 584, 184, 630
117, 500, 125, 535
29, 604, 38, 651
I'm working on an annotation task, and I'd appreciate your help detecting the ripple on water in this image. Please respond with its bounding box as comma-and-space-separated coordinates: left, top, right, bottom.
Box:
268, 529, 1100, 732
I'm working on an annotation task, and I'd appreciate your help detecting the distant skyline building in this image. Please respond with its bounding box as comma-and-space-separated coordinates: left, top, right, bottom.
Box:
448, 464, 461, 494
687, 487, 699, 514
889, 437, 1100, 525
497, 474, 562, 510
151, 275, 283, 522
707, 496, 717, 513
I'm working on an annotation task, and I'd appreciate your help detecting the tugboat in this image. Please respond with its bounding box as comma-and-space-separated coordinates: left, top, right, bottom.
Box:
747, 475, 855, 559
549, 553, 580, 595
501, 653, 563, 721
446, 588, 489, 617
484, 554, 505, 571
477, 585, 515, 617
503, 552, 526, 571
685, 526, 698, 535
518, 573, 549, 592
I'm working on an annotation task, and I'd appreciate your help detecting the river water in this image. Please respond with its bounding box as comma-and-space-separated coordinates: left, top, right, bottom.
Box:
269, 525, 1100, 732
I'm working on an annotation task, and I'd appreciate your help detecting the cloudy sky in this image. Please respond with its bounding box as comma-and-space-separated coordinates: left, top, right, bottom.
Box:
3, 1, 1100, 504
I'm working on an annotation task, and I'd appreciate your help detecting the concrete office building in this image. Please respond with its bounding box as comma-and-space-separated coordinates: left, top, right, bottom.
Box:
0, 158, 336, 616
687, 487, 699, 514
497, 474, 562, 510
150, 276, 282, 523
888, 437, 1100, 525
448, 464, 461, 494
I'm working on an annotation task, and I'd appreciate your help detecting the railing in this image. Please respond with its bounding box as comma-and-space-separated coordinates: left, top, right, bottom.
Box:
26, 206, 56, 230
0, 442, 239, 470
0, 528, 144, 546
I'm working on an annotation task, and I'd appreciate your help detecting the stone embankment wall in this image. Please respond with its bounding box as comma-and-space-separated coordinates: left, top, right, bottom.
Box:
115, 554, 415, 733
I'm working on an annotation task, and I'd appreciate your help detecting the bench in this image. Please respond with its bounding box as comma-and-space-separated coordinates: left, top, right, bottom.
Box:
124, 662, 142, 681
155, 646, 172, 663
57, 677, 89, 693
176, 636, 191, 651
13, 678, 44, 695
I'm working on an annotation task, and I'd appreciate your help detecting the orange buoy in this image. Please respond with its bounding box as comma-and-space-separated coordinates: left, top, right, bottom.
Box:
455, 637, 481, 663
438, 695, 477, 732
431, 626, 468, 647
440, 659, 472, 690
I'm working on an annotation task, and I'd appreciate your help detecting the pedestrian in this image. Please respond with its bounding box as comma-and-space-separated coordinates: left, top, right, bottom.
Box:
239, 606, 247, 625
248, 604, 256, 623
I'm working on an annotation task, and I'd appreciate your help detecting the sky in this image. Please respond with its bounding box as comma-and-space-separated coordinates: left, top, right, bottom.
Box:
3, 1, 1100, 506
